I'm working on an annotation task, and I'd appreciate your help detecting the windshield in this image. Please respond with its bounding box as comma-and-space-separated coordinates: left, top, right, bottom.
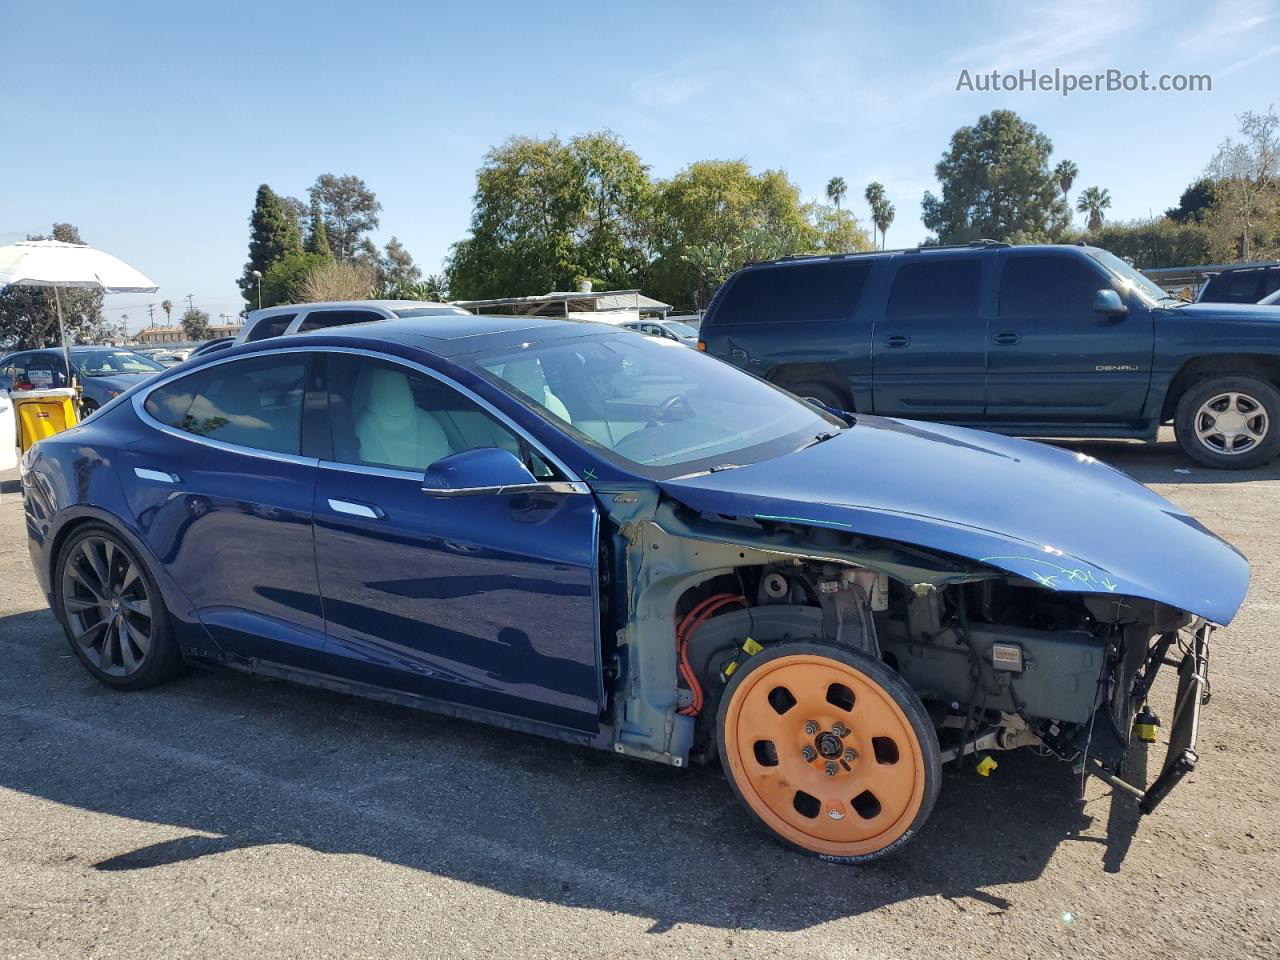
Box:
664, 320, 699, 338
73, 349, 166, 376
466, 333, 843, 478
1088, 249, 1179, 305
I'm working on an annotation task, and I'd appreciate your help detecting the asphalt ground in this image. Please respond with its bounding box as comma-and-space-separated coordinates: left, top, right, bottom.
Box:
1, 429, 1277, 959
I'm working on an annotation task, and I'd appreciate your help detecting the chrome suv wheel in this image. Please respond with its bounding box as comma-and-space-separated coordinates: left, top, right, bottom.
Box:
1175, 376, 1280, 469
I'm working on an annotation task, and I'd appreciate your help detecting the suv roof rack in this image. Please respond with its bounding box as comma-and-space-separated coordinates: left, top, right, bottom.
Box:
750, 238, 1012, 267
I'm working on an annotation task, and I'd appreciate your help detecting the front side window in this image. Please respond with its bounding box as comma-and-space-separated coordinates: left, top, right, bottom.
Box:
998, 256, 1110, 318
245, 313, 296, 342
326, 354, 552, 476
468, 333, 842, 477
714, 260, 872, 326
144, 353, 307, 454
886, 259, 981, 320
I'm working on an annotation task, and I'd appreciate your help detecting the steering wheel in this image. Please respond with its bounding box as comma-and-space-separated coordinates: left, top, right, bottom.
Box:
649, 393, 693, 426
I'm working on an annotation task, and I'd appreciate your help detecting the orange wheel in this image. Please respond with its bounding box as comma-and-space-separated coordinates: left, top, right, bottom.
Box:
716, 642, 940, 862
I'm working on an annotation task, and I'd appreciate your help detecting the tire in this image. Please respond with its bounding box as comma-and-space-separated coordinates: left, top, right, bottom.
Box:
716, 641, 940, 863
787, 381, 847, 411
54, 524, 183, 690
1174, 375, 1280, 469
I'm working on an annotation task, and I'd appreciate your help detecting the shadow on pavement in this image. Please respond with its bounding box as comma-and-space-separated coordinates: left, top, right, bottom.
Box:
0, 608, 1143, 933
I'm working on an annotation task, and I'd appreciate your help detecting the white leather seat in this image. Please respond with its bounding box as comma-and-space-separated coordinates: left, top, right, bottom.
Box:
353, 367, 451, 469
500, 359, 572, 424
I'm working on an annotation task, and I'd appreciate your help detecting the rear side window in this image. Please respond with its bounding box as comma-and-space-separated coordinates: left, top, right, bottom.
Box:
245, 313, 296, 342
999, 255, 1108, 318
297, 309, 383, 332
144, 353, 307, 454
711, 261, 872, 325
887, 259, 981, 320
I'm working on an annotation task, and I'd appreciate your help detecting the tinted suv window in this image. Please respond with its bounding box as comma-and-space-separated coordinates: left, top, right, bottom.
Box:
298, 309, 383, 332
245, 313, 296, 342
887, 259, 981, 319
999, 255, 1106, 318
326, 354, 553, 476
144, 353, 307, 454
712, 261, 872, 325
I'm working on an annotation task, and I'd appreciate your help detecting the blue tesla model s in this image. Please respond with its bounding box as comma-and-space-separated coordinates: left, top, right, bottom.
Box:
22, 314, 1248, 861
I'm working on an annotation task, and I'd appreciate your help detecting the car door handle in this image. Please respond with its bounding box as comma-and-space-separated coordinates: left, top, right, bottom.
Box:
327, 498, 385, 519
992, 332, 1021, 345
885, 335, 910, 348
731, 349, 748, 359
134, 467, 180, 483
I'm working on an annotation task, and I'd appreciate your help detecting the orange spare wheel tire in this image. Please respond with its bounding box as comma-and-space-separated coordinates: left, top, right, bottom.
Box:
717, 642, 941, 863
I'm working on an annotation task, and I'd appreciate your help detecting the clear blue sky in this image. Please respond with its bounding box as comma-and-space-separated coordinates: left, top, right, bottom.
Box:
3, 0, 1278, 330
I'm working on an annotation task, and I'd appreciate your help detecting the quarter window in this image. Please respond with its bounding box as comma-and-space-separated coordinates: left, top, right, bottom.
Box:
245, 313, 297, 342
713, 261, 872, 325
999, 256, 1109, 318
144, 354, 307, 454
326, 355, 553, 476
886, 259, 981, 320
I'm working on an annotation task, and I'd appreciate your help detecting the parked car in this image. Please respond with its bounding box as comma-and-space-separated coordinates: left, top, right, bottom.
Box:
235, 299, 470, 345
0, 345, 166, 414
138, 348, 189, 366
22, 314, 1247, 862
1196, 261, 1280, 304
620, 318, 700, 346
699, 241, 1280, 468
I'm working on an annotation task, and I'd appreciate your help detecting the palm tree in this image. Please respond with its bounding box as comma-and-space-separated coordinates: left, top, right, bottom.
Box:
875, 201, 896, 251
1054, 160, 1078, 202
161, 299, 173, 326
1076, 186, 1112, 233
826, 176, 848, 210
864, 182, 886, 247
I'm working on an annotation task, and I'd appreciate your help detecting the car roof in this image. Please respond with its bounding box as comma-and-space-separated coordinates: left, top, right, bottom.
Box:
248, 313, 621, 358
741, 240, 1101, 273
246, 299, 458, 319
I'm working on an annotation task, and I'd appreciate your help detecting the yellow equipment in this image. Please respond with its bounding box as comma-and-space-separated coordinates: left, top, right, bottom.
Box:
13, 387, 79, 452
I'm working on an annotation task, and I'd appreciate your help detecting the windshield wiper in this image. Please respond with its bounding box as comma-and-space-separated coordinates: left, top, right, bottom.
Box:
799, 431, 839, 451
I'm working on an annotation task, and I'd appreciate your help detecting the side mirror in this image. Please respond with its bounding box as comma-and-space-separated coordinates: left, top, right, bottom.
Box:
1093, 289, 1128, 317
422, 447, 535, 496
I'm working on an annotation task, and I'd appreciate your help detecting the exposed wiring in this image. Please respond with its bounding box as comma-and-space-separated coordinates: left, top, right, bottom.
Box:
675, 593, 746, 716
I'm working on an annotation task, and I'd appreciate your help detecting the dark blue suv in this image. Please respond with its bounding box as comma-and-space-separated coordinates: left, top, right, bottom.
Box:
699, 241, 1280, 468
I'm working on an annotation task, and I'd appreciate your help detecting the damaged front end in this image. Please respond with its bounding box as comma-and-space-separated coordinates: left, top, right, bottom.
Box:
597, 479, 1232, 818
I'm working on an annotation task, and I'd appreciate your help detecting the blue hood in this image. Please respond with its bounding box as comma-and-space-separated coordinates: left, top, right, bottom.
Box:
1176, 302, 1280, 323
658, 416, 1249, 625
84, 372, 156, 392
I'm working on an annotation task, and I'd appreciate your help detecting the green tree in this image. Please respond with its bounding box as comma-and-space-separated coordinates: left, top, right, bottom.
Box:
309, 174, 382, 261
239, 184, 302, 311
1076, 218, 1212, 269
0, 223, 105, 349
921, 110, 1070, 243
875, 200, 896, 250
1165, 178, 1219, 224
1203, 106, 1279, 259
378, 236, 421, 295
160, 299, 173, 324
306, 195, 333, 258
1076, 186, 1112, 233
446, 132, 653, 300
648, 161, 816, 309
806, 204, 874, 253
864, 182, 885, 247
181, 306, 211, 341
259, 251, 331, 308
826, 176, 847, 209
1054, 160, 1079, 203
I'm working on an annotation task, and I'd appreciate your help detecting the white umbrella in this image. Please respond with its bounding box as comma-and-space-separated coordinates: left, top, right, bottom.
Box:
0, 239, 158, 390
